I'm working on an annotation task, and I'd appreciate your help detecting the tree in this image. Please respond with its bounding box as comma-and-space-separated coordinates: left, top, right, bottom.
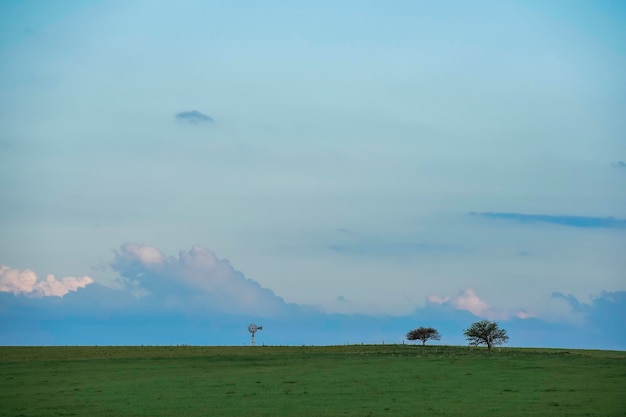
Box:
407, 327, 441, 346
463, 320, 509, 350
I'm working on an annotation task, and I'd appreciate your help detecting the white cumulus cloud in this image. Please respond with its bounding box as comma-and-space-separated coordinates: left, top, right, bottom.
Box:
121, 243, 165, 266
110, 243, 292, 316
0, 265, 93, 297
428, 288, 534, 320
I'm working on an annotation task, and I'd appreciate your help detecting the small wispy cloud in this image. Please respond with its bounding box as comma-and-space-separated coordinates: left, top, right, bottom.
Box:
175, 110, 214, 124
471, 212, 626, 229
335, 228, 357, 235
0, 265, 93, 297
330, 241, 450, 257
613, 161, 626, 168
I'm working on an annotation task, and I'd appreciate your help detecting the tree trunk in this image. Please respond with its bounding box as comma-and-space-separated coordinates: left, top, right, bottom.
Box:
422, 340, 426, 346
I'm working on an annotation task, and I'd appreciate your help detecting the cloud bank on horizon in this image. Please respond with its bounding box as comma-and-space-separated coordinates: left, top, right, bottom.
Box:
1, 243, 625, 349
0, 1, 624, 348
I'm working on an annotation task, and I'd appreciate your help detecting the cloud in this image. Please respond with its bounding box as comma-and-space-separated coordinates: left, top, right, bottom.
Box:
110, 243, 293, 316
427, 289, 625, 330
174, 110, 214, 124
1, 277, 624, 349
613, 161, 626, 168
330, 241, 451, 257
121, 243, 165, 265
0, 265, 93, 297
1, 243, 624, 349
428, 288, 533, 320
549, 290, 626, 323
471, 212, 626, 229
335, 228, 357, 235
326, 228, 457, 258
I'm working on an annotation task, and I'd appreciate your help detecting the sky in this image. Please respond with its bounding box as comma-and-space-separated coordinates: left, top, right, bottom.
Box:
1, 0, 625, 349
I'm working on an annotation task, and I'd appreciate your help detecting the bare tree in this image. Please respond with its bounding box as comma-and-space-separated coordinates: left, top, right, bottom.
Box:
407, 327, 441, 346
463, 320, 509, 350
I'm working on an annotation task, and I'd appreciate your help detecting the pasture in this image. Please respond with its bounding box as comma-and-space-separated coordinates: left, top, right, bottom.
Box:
1, 345, 624, 416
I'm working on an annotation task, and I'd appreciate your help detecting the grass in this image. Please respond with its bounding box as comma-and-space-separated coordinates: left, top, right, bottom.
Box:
0, 345, 624, 416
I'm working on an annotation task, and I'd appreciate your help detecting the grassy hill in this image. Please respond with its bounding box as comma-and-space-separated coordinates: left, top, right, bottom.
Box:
1, 345, 624, 416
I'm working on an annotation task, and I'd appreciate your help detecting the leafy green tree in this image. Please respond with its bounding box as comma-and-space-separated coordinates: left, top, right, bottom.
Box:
463, 320, 509, 350
406, 327, 441, 346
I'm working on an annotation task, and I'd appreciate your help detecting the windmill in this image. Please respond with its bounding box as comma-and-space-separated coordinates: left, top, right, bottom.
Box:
248, 323, 263, 346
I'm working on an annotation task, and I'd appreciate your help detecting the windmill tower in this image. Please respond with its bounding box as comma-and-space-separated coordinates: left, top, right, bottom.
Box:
248, 323, 263, 346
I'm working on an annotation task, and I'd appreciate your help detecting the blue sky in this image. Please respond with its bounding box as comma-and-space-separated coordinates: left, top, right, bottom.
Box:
1, 0, 625, 349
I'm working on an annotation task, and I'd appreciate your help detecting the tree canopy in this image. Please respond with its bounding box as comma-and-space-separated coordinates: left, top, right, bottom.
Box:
463, 320, 509, 350
406, 327, 441, 346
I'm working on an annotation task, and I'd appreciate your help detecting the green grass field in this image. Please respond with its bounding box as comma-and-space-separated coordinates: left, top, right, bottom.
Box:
1, 345, 624, 417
